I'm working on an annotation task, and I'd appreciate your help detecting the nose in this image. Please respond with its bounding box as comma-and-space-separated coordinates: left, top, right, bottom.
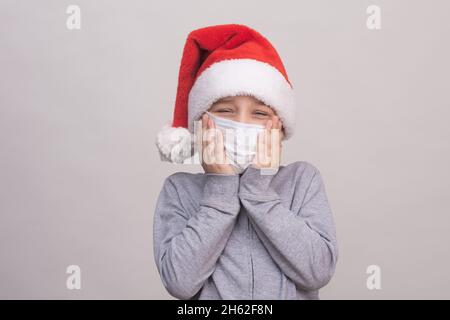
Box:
235, 111, 251, 124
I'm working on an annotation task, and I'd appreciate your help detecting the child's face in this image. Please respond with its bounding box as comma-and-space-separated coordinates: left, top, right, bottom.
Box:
207, 95, 284, 137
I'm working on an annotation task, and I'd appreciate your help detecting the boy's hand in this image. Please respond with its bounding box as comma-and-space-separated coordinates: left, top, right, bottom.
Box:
198, 113, 236, 175
252, 115, 284, 169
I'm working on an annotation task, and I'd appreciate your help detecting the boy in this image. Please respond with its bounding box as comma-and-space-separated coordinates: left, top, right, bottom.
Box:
153, 24, 338, 299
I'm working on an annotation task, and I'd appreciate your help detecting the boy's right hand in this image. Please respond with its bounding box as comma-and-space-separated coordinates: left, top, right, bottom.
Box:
198, 113, 236, 175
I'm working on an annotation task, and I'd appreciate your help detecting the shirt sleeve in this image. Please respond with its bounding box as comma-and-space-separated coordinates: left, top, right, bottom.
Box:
153, 173, 240, 300
238, 164, 338, 291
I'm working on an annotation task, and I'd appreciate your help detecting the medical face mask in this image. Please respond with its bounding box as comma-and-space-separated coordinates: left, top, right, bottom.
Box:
205, 111, 265, 174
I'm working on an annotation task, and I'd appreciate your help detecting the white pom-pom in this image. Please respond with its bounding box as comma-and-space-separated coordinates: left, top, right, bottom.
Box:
156, 124, 194, 163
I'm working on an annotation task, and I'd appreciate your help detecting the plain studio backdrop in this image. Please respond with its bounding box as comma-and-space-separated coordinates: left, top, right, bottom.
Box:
1, 0, 449, 299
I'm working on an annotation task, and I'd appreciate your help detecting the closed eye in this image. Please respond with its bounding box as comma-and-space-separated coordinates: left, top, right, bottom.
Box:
216, 108, 233, 113
254, 111, 270, 116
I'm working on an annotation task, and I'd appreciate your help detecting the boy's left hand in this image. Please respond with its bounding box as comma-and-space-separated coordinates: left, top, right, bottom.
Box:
252, 115, 284, 169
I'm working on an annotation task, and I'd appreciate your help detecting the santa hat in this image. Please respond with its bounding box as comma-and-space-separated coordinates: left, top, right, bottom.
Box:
156, 24, 295, 163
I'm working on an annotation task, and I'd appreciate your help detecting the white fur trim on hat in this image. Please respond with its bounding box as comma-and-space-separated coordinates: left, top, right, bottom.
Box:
187, 58, 296, 139
156, 124, 193, 163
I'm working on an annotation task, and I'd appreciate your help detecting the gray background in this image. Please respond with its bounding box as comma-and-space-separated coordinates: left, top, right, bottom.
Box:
1, 0, 449, 299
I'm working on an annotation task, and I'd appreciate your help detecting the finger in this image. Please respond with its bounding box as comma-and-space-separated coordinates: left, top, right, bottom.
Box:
271, 115, 283, 142
215, 127, 226, 165
273, 116, 281, 135
271, 116, 282, 167
202, 113, 209, 131
199, 114, 207, 162
206, 117, 214, 144
210, 118, 223, 162
256, 130, 266, 165
203, 115, 216, 164
253, 132, 260, 165
209, 118, 222, 165
272, 115, 278, 126
267, 120, 274, 165
271, 127, 281, 167
270, 116, 278, 140
201, 114, 208, 145
204, 126, 218, 165
260, 122, 271, 166
266, 119, 273, 146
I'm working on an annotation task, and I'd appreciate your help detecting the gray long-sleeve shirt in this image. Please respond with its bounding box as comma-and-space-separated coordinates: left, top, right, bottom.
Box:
153, 161, 338, 300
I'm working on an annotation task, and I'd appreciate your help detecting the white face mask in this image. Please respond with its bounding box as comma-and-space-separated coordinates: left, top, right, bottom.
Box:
205, 111, 265, 174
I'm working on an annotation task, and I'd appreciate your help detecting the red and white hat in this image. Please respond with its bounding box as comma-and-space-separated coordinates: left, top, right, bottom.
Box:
156, 24, 295, 163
